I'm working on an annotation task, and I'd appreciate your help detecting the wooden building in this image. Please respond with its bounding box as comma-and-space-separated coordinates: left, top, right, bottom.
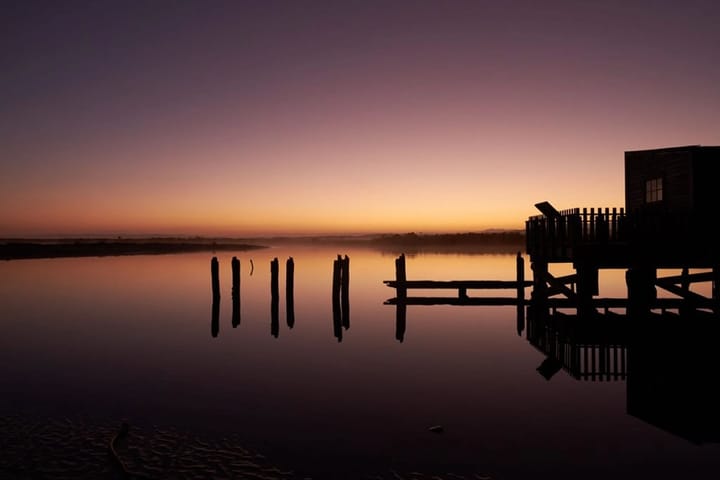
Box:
525, 145, 720, 316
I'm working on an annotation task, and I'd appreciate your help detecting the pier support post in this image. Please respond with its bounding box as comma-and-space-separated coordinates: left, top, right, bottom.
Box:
516, 252, 526, 335
626, 266, 656, 319
576, 264, 598, 318
713, 266, 720, 315
530, 260, 549, 316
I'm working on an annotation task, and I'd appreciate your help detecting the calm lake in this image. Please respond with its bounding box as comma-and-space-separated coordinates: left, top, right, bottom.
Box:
1, 245, 719, 479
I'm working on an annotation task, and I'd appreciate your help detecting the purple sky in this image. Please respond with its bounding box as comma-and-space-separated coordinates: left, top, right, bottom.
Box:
2, 0, 719, 236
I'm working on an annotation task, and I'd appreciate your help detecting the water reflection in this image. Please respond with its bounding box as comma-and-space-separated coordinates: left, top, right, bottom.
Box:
211, 295, 220, 338
526, 305, 720, 444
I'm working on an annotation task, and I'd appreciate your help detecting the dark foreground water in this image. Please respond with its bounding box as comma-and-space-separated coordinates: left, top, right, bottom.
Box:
1, 245, 719, 479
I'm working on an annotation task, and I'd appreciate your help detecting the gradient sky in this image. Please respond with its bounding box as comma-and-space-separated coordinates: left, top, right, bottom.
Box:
3, 0, 719, 237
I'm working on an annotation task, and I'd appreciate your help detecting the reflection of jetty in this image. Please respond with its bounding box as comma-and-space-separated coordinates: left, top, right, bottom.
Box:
385, 146, 719, 322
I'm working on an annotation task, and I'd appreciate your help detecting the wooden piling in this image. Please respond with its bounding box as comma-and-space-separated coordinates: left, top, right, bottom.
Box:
231, 256, 240, 328
286, 257, 295, 329
271, 257, 279, 338
395, 254, 407, 300
516, 252, 525, 301
341, 255, 350, 329
211, 256, 220, 299
332, 257, 342, 341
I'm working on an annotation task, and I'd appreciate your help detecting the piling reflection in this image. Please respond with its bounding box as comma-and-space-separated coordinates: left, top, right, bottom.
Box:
211, 295, 219, 338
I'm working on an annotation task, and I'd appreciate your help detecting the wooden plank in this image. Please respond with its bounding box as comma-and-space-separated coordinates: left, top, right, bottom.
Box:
385, 297, 525, 306
656, 271, 715, 284
383, 280, 532, 289
655, 281, 710, 303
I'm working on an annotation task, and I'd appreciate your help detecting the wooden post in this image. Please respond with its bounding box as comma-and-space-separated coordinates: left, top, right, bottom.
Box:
341, 255, 350, 329
231, 256, 240, 328
680, 267, 691, 316
516, 252, 525, 301
211, 256, 220, 299
396, 254, 407, 300
714, 266, 720, 315
332, 257, 342, 342
516, 252, 525, 335
286, 257, 295, 329
271, 257, 279, 338
626, 266, 656, 319
576, 265, 598, 318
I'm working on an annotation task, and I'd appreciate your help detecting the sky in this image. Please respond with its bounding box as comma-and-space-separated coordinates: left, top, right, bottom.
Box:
2, 0, 719, 237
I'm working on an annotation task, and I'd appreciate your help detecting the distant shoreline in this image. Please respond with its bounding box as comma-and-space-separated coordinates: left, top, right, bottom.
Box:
0, 231, 526, 260
0, 240, 268, 261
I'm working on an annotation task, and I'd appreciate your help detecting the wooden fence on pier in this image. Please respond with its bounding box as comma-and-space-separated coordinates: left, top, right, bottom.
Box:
526, 207, 626, 261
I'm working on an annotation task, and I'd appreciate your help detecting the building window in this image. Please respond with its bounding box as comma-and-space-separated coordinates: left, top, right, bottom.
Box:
645, 177, 663, 203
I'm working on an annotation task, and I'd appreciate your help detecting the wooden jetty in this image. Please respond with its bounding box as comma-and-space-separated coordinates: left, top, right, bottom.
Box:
384, 145, 720, 321
527, 145, 720, 317
384, 252, 531, 306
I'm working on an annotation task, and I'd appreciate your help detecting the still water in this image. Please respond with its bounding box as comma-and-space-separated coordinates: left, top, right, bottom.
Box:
1, 245, 719, 479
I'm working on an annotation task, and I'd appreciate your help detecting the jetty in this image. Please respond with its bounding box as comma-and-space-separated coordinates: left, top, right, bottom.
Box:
385, 145, 720, 318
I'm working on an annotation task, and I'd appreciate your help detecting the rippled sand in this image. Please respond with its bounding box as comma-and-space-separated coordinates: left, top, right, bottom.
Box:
0, 415, 493, 480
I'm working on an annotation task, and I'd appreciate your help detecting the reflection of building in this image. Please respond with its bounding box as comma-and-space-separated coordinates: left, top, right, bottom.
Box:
526, 306, 720, 445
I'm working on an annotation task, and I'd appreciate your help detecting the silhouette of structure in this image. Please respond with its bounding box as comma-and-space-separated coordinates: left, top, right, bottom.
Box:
271, 257, 279, 338
231, 256, 241, 328
211, 256, 220, 337
526, 305, 720, 444
332, 255, 350, 341
286, 257, 295, 329
526, 145, 720, 317
385, 253, 529, 337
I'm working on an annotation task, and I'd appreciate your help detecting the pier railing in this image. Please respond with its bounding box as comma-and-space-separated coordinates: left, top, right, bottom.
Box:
526, 207, 626, 260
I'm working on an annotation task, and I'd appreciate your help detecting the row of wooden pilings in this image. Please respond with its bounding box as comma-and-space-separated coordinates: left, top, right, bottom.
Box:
210, 255, 350, 341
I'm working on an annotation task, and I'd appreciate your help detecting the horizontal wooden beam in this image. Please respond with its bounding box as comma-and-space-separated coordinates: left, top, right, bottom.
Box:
383, 279, 532, 289
385, 296, 525, 306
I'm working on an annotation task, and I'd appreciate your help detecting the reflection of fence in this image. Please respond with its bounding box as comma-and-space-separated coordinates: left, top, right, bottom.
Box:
527, 310, 628, 381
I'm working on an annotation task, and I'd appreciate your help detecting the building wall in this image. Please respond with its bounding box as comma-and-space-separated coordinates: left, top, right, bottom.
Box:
625, 146, 695, 213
